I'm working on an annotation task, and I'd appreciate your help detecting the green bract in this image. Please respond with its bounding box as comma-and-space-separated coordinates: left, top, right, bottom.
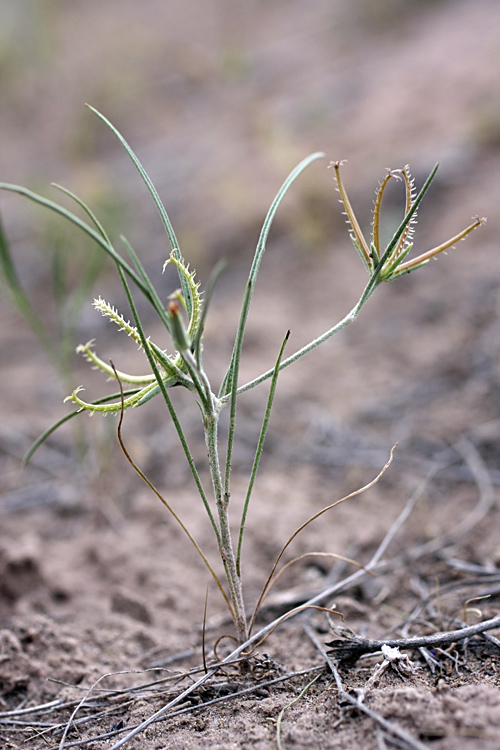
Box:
65, 250, 203, 413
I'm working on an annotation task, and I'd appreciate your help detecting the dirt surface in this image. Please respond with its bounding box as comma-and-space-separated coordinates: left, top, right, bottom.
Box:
1, 1, 500, 748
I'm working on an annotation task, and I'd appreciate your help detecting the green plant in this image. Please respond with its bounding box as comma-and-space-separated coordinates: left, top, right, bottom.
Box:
0, 179, 124, 458
0, 206, 104, 391
0, 107, 485, 645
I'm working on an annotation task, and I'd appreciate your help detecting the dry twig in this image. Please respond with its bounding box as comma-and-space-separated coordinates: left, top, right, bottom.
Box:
325, 613, 500, 664
304, 623, 429, 750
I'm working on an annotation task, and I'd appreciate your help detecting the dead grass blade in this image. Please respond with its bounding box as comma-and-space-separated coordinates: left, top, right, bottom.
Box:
249, 446, 397, 633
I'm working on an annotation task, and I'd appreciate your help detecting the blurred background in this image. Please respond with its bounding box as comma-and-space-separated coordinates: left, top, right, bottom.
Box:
1, 0, 499, 511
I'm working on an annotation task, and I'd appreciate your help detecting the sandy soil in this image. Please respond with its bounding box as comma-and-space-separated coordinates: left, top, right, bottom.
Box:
1, 1, 500, 748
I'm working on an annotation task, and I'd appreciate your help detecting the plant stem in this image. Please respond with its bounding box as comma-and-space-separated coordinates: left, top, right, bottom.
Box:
232, 285, 373, 398
204, 411, 248, 643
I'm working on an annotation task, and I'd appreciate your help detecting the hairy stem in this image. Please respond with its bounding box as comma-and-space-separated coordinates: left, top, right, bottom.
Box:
204, 411, 248, 643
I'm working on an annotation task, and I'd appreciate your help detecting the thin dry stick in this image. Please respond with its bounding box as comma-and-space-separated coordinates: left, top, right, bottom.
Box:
58, 669, 161, 750
11, 666, 218, 743
0, 699, 62, 720
48, 667, 193, 698
304, 623, 430, 750
49, 667, 325, 750
2, 699, 137, 741
296, 466, 442, 629
325, 612, 500, 663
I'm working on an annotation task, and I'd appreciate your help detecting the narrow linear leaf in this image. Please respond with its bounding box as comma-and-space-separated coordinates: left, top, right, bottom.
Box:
120, 234, 171, 331
0, 183, 149, 298
236, 330, 290, 576
0, 209, 56, 358
116, 264, 222, 547
220, 152, 324, 398
23, 389, 140, 463
85, 105, 192, 314
276, 674, 322, 750
221, 153, 324, 506
51, 183, 112, 245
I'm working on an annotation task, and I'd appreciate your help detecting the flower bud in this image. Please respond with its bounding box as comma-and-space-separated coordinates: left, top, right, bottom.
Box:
167, 298, 191, 351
